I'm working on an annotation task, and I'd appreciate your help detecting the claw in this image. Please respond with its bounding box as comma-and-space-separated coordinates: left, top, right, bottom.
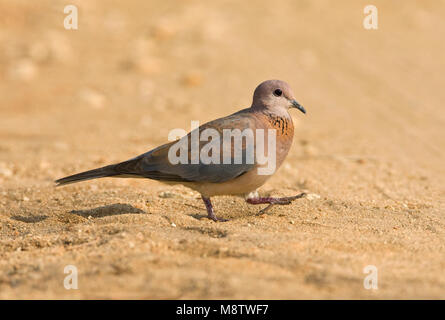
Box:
258, 204, 274, 215
248, 192, 307, 215
207, 215, 229, 222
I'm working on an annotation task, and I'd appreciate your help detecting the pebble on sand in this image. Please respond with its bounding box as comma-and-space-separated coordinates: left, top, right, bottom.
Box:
182, 72, 203, 87
151, 20, 178, 41
7, 59, 38, 81
79, 88, 106, 109
136, 57, 162, 75
0, 163, 13, 177
158, 191, 178, 199
306, 193, 321, 200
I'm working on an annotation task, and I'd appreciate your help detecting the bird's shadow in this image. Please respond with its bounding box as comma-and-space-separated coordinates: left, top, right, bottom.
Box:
182, 203, 208, 220
70, 203, 145, 218
11, 215, 48, 223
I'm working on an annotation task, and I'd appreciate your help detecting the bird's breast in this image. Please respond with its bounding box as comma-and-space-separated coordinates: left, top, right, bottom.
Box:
267, 115, 294, 137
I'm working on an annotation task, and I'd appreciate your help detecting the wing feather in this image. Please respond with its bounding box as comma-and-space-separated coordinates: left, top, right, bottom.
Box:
117, 110, 257, 183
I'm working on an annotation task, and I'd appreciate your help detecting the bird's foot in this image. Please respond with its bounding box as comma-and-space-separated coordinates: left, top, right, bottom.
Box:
202, 196, 228, 222
246, 193, 307, 215
207, 213, 229, 222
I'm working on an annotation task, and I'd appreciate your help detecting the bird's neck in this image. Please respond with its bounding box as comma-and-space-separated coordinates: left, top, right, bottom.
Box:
254, 105, 292, 120
251, 107, 294, 138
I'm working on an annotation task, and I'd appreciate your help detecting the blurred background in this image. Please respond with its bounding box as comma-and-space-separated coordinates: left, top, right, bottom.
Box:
0, 0, 444, 299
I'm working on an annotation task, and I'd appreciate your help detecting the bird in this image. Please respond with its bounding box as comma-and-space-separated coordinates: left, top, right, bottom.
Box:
56, 79, 307, 222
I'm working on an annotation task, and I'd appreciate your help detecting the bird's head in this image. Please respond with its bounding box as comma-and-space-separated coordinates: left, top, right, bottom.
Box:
251, 79, 306, 114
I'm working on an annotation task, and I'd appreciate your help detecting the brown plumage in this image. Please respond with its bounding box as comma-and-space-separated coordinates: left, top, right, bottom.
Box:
56, 80, 306, 221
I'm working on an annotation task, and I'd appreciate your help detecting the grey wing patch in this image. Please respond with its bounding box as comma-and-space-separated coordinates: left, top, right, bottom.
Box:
193, 163, 254, 183
136, 144, 255, 183
144, 164, 254, 183
123, 110, 258, 183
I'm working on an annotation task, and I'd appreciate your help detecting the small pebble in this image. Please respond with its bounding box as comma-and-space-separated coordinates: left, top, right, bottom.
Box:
8, 59, 38, 81
79, 88, 106, 109
306, 193, 321, 200
158, 191, 178, 199
0, 163, 13, 177
182, 73, 203, 87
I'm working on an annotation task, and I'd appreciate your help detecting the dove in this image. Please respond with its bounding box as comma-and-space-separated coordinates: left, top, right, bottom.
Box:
56, 79, 307, 221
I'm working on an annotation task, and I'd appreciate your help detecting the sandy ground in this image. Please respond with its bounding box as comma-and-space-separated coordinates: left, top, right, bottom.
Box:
0, 0, 444, 299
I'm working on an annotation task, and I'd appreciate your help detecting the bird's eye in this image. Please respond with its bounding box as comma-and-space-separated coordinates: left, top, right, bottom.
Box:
273, 89, 282, 97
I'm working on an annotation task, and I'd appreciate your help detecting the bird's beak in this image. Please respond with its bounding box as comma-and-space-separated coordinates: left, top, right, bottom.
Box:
290, 99, 306, 114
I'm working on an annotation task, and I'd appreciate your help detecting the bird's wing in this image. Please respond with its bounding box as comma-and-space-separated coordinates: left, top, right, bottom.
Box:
116, 110, 258, 183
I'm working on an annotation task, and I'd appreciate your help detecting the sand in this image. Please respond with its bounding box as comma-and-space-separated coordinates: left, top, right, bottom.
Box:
0, 0, 444, 299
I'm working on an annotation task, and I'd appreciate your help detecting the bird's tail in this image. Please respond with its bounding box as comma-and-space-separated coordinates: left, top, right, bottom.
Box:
55, 156, 144, 186
55, 164, 120, 186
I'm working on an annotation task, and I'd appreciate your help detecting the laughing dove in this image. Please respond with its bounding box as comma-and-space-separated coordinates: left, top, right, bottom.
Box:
56, 79, 307, 221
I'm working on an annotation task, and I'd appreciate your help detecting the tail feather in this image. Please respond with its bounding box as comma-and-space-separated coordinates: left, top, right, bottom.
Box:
55, 164, 119, 186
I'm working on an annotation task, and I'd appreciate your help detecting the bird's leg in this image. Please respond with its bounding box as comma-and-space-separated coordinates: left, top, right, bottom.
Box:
201, 196, 228, 222
246, 193, 306, 214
